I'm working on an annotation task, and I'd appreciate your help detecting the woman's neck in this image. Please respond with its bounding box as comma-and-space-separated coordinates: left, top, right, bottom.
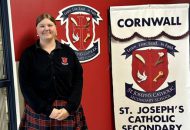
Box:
40, 39, 56, 54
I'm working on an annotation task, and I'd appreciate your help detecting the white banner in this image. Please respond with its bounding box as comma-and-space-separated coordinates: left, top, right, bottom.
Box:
110, 4, 190, 130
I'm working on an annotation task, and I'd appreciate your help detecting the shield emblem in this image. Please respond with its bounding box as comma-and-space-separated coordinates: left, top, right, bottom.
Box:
132, 49, 168, 92
68, 14, 93, 51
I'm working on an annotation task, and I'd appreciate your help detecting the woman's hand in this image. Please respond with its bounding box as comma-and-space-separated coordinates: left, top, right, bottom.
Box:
49, 108, 69, 121
49, 108, 60, 119
55, 108, 70, 121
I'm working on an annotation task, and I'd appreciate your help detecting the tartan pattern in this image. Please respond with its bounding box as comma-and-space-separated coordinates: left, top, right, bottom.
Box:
19, 100, 88, 130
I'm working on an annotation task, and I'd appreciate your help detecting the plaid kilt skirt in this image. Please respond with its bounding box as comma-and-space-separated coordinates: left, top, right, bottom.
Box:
19, 100, 88, 130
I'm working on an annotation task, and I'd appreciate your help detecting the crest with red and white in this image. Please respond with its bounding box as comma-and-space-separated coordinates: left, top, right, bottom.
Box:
61, 57, 68, 65
68, 14, 93, 51
132, 49, 168, 92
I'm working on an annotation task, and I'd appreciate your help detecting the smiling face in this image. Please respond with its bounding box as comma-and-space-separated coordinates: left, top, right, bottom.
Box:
36, 18, 57, 42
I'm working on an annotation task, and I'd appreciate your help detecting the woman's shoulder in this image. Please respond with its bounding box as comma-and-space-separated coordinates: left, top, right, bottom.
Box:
56, 41, 80, 63
21, 42, 37, 57
57, 41, 75, 53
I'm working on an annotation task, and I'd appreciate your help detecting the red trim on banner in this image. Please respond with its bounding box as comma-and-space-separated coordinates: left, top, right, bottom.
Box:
111, 31, 189, 42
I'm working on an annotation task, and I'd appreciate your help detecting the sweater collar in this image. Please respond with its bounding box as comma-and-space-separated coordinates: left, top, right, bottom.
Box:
35, 40, 62, 50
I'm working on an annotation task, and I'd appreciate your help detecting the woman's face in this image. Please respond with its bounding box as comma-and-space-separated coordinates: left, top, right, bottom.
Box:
36, 18, 57, 41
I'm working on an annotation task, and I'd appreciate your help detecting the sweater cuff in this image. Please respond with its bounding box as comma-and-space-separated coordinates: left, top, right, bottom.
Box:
64, 103, 79, 114
44, 105, 53, 116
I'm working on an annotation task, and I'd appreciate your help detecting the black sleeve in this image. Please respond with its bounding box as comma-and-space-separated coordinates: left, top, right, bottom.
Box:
19, 49, 53, 116
64, 49, 83, 113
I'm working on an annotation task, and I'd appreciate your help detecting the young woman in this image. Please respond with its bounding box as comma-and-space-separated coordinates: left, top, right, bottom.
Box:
19, 13, 88, 130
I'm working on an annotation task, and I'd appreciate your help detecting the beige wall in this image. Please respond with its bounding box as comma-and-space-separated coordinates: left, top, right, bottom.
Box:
16, 62, 24, 118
